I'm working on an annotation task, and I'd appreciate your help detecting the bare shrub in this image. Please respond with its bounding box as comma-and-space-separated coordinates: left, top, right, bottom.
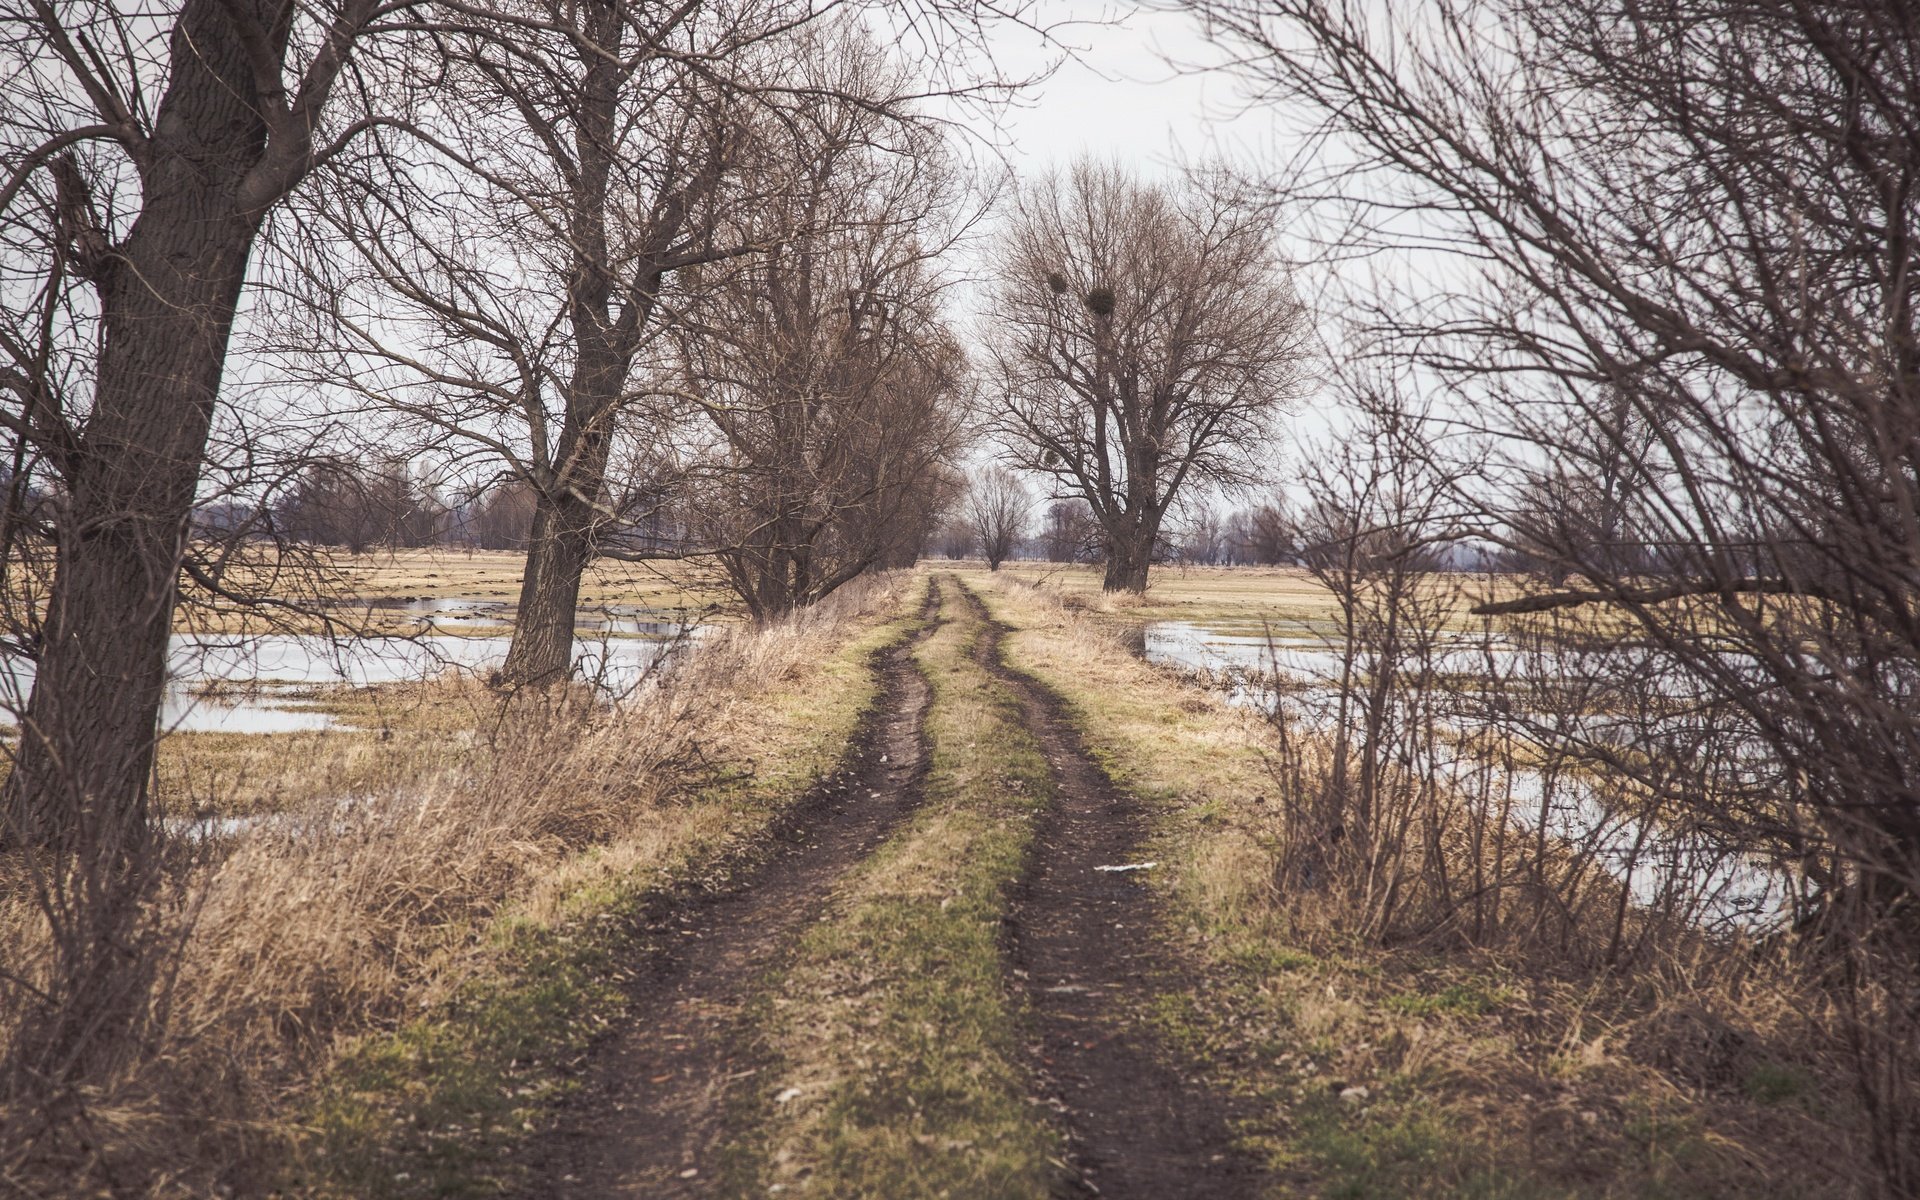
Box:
1186, 0, 1920, 1184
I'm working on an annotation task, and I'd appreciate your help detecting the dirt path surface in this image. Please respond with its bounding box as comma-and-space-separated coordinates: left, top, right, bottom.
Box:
958, 581, 1263, 1200
519, 596, 940, 1198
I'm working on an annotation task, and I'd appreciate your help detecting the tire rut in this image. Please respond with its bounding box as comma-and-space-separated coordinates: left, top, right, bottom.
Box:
519, 589, 942, 1198
955, 578, 1262, 1200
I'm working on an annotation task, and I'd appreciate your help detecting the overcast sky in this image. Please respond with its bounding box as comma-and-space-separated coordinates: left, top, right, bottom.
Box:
939, 3, 1337, 478
972, 3, 1260, 178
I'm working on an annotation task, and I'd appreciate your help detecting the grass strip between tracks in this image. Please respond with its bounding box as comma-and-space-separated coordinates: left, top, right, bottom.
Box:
721, 574, 1064, 1199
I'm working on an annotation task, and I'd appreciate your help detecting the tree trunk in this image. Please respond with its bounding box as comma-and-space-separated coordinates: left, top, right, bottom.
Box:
1101, 513, 1158, 593
1102, 542, 1152, 592
498, 490, 597, 686
1, 6, 271, 852
497, 372, 622, 685
493, 2, 662, 686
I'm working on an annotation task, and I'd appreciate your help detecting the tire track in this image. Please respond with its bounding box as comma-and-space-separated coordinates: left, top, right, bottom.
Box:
955, 577, 1262, 1200
520, 586, 942, 1198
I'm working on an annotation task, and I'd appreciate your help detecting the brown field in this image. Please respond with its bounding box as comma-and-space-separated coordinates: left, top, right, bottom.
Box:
320, 548, 730, 614
184, 548, 736, 636
954, 560, 1518, 634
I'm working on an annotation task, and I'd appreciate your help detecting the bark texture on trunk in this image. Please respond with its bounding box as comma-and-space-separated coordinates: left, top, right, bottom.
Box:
1101, 540, 1152, 593
2, 3, 277, 852
500, 479, 602, 686
1099, 498, 1161, 594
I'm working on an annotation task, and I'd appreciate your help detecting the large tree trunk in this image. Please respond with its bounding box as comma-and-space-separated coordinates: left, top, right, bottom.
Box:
499, 489, 598, 686
1101, 535, 1153, 592
1, 6, 272, 852
497, 376, 621, 684
1101, 505, 1161, 593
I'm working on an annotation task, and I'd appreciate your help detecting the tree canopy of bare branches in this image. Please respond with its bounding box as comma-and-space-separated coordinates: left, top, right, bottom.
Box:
299, 0, 845, 684
671, 34, 970, 618
1186, 0, 1920, 1184
965, 465, 1031, 569
0, 0, 403, 850
982, 158, 1310, 592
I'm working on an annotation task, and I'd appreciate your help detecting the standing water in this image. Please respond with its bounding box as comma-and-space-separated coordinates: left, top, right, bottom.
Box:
0, 607, 709, 736
1139, 619, 1791, 930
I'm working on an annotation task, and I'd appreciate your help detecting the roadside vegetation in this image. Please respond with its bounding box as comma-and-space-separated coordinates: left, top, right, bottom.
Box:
0, 573, 922, 1195
969, 571, 1872, 1197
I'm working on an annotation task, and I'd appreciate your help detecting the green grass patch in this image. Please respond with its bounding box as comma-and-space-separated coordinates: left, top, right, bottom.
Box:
295, 896, 631, 1197
1382, 981, 1505, 1019
1740, 1061, 1814, 1106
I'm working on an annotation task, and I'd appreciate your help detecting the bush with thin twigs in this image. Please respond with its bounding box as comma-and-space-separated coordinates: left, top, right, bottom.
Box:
980, 571, 1874, 1195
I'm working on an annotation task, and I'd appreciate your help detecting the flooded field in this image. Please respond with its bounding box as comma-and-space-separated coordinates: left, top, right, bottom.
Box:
1, 606, 708, 737
1141, 617, 1792, 930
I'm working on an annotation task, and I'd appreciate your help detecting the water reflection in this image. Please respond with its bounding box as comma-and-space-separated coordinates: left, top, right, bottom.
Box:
1140, 619, 1786, 930
0, 613, 709, 736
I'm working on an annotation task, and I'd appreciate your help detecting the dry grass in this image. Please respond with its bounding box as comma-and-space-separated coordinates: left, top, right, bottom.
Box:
969, 560, 1523, 635
971, 572, 1870, 1198
151, 684, 486, 819
0, 572, 920, 1198
165, 548, 735, 636
317, 547, 728, 614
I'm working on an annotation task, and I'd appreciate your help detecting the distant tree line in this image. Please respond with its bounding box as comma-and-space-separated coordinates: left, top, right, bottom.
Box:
267, 464, 543, 554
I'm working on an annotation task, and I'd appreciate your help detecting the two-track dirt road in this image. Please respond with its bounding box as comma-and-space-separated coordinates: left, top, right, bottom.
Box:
524, 576, 1255, 1198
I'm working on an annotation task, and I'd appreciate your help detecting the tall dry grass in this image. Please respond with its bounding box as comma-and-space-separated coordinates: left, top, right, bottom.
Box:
0, 573, 910, 1197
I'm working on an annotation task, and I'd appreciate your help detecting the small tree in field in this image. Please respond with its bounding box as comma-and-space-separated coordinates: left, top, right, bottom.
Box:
1040, 497, 1100, 563
966, 466, 1031, 570
984, 159, 1310, 592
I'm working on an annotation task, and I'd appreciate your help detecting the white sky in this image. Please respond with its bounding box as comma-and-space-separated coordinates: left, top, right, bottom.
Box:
968, 2, 1261, 179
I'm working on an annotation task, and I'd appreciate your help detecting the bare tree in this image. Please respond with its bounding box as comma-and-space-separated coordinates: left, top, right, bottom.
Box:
0, 2, 404, 849
932, 515, 978, 560
966, 465, 1031, 569
1505, 389, 1660, 585
299, 0, 798, 685
1228, 496, 1292, 564
880, 459, 970, 569
672, 34, 971, 618
1039, 496, 1100, 563
1175, 497, 1228, 565
984, 159, 1310, 592
1187, 0, 1920, 1185
461, 479, 538, 550
301, 2, 1024, 678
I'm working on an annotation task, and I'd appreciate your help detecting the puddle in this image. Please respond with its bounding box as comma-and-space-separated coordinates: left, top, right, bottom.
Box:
162, 687, 338, 734
163, 793, 373, 841
396, 598, 510, 628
